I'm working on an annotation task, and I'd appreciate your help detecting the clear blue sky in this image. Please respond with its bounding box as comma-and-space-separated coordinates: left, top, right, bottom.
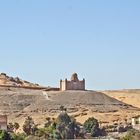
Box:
0, 0, 140, 90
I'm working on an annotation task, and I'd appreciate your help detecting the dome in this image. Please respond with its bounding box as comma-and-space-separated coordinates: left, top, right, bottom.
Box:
71, 73, 79, 81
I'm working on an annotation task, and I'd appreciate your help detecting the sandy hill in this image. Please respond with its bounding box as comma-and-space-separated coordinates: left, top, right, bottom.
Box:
0, 73, 39, 87
0, 87, 140, 128
103, 89, 140, 108
1, 73, 140, 128
0, 88, 135, 114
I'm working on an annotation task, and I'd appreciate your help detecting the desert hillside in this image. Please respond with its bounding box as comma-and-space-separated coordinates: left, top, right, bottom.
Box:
0, 73, 39, 87
0, 86, 140, 131
0, 87, 135, 115
103, 89, 140, 108
0, 73, 140, 130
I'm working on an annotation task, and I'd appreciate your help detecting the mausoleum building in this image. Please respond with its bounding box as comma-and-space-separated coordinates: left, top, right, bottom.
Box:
60, 73, 85, 91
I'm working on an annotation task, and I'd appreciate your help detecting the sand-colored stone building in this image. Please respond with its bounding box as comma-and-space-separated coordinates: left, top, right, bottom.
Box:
60, 73, 85, 91
131, 116, 140, 130
0, 115, 7, 130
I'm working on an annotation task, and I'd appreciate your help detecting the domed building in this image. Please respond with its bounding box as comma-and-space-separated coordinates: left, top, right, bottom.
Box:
60, 73, 85, 91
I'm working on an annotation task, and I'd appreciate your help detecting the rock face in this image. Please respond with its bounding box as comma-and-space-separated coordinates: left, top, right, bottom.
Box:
0, 73, 39, 87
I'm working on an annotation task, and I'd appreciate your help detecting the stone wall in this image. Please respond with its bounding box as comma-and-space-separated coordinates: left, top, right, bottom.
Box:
0, 115, 7, 131
66, 80, 85, 90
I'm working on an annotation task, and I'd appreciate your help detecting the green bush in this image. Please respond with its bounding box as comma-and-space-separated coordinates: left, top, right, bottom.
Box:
56, 112, 71, 125
35, 128, 50, 139
84, 117, 101, 137
23, 116, 37, 136
121, 129, 140, 140
55, 112, 80, 139
0, 130, 11, 140
11, 133, 26, 140
121, 135, 132, 140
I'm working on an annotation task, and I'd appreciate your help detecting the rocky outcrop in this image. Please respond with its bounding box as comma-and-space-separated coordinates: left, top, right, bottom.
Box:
0, 73, 39, 87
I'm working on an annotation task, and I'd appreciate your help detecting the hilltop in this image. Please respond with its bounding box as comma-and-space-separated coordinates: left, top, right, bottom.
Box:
0, 73, 39, 87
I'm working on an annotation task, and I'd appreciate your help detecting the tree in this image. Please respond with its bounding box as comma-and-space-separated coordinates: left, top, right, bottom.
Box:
14, 122, 20, 133
23, 116, 36, 135
121, 135, 132, 140
84, 117, 101, 137
11, 133, 26, 140
55, 110, 80, 139
44, 117, 51, 128
35, 128, 49, 139
57, 112, 71, 125
60, 105, 67, 112
8, 123, 14, 132
121, 129, 140, 140
0, 130, 11, 140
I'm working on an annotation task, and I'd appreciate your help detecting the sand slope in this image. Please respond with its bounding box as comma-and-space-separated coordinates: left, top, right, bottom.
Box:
0, 87, 140, 128
103, 89, 140, 108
